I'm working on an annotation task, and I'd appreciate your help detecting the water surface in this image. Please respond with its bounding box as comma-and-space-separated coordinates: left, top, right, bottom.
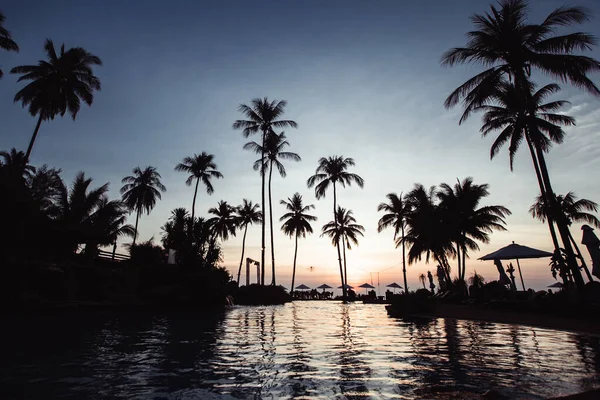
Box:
2, 301, 600, 399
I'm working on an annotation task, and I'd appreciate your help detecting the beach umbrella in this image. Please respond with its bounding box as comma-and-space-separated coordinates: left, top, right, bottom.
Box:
295, 284, 310, 290
317, 284, 332, 291
581, 225, 600, 280
358, 283, 375, 294
480, 241, 553, 291
547, 282, 564, 288
386, 282, 403, 293
337, 284, 354, 290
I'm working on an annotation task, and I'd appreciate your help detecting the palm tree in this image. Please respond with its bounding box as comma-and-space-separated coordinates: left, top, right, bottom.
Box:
245, 131, 301, 285
530, 191, 600, 281
322, 207, 365, 291
377, 192, 410, 293
442, 0, 600, 290
233, 97, 297, 285
207, 200, 237, 246
280, 193, 316, 293
27, 164, 62, 215
85, 197, 135, 260
0, 148, 35, 180
419, 273, 426, 289
438, 178, 511, 281
120, 166, 166, 245
175, 152, 223, 225
307, 156, 364, 299
476, 80, 581, 283
0, 11, 19, 78
11, 39, 102, 163
235, 199, 262, 284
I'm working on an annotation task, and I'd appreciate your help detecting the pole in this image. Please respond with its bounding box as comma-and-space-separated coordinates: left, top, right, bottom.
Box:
516, 258, 526, 291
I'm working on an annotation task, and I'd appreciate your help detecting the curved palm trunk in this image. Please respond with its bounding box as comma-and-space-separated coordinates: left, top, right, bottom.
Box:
291, 232, 298, 295
401, 224, 408, 293
236, 224, 248, 284
191, 178, 199, 222
24, 114, 43, 164
112, 241, 117, 261
268, 162, 276, 285
455, 243, 462, 281
534, 145, 585, 290
461, 240, 467, 281
333, 183, 347, 300
132, 209, 140, 246
569, 230, 593, 282
260, 129, 267, 285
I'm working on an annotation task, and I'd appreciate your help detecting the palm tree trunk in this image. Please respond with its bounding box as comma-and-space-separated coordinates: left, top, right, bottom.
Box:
456, 243, 462, 281
291, 232, 298, 295
268, 162, 276, 285
237, 224, 248, 284
333, 182, 346, 300
260, 129, 266, 285
461, 240, 467, 281
534, 145, 585, 290
569, 229, 593, 282
112, 241, 117, 261
24, 114, 43, 164
191, 178, 199, 222
342, 238, 349, 289
401, 224, 408, 293
133, 210, 140, 246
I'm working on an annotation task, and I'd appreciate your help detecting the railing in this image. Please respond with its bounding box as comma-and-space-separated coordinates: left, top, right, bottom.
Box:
97, 249, 130, 262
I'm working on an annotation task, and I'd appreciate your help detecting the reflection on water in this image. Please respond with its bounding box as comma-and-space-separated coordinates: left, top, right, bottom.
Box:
1, 302, 600, 399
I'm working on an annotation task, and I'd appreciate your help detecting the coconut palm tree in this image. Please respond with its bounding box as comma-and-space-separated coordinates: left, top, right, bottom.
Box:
235, 199, 262, 284
175, 152, 223, 225
27, 164, 62, 215
207, 200, 237, 246
442, 0, 600, 290
84, 197, 135, 260
0, 11, 19, 78
11, 39, 102, 163
322, 207, 365, 290
307, 156, 364, 299
280, 193, 316, 293
438, 178, 511, 281
0, 148, 35, 180
120, 166, 166, 245
377, 192, 410, 292
530, 191, 600, 281
233, 98, 297, 285
245, 131, 301, 285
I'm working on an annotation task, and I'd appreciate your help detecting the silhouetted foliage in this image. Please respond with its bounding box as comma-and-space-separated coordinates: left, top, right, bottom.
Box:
234, 200, 262, 284
0, 11, 19, 78
377, 192, 410, 292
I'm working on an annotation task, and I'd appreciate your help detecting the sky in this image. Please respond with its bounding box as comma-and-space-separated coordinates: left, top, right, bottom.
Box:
1, 0, 599, 293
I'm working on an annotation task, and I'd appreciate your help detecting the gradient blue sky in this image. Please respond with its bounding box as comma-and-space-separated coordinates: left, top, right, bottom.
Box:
1, 0, 599, 292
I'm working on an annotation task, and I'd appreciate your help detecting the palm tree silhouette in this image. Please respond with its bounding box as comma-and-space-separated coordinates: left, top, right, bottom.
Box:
11, 39, 102, 163
233, 98, 297, 285
0, 12, 19, 78
245, 131, 301, 285
307, 156, 364, 299
175, 152, 223, 225
207, 200, 237, 246
280, 193, 316, 294
530, 192, 600, 281
235, 199, 262, 284
120, 166, 166, 246
442, 0, 600, 290
27, 164, 62, 215
86, 197, 135, 260
377, 193, 410, 293
437, 178, 510, 281
0, 148, 35, 180
477, 81, 574, 269
322, 207, 365, 291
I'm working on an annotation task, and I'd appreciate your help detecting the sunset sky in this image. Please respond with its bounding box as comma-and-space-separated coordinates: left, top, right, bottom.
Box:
1, 0, 599, 292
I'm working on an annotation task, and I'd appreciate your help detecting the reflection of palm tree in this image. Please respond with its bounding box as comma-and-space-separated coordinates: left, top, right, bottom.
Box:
234, 200, 262, 284
322, 207, 365, 289
531, 192, 600, 281
443, 0, 600, 290
120, 166, 166, 245
377, 192, 410, 292
11, 39, 102, 162
438, 177, 510, 281
175, 152, 223, 225
233, 98, 297, 285
280, 193, 316, 293
0, 12, 19, 78
245, 132, 301, 285
307, 156, 364, 299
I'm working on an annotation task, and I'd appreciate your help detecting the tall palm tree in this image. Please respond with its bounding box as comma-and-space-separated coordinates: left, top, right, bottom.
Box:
321, 207, 365, 290
207, 200, 237, 246
438, 178, 511, 281
235, 199, 262, 284
11, 39, 102, 163
530, 191, 600, 281
233, 97, 297, 285
377, 192, 410, 293
245, 131, 301, 285
280, 193, 316, 293
442, 0, 600, 290
307, 156, 364, 299
0, 11, 19, 78
0, 148, 35, 180
120, 166, 166, 245
175, 152, 223, 225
